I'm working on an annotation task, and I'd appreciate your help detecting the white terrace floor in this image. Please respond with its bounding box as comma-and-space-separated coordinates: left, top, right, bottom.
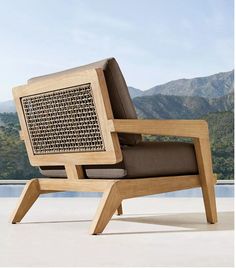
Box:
0, 197, 234, 267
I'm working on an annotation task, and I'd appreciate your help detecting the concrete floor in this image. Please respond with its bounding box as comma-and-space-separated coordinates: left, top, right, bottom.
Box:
0, 198, 234, 267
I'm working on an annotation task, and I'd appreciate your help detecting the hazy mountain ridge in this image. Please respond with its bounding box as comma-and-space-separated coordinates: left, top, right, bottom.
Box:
0, 70, 234, 113
128, 87, 143, 98
0, 100, 16, 113
141, 70, 234, 98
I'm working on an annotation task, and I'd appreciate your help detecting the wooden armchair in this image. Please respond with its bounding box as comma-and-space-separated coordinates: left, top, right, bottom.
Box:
11, 58, 217, 234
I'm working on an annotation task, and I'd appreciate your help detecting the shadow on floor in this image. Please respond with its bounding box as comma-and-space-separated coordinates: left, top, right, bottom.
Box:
102, 211, 234, 235
20, 219, 91, 224
19, 211, 234, 236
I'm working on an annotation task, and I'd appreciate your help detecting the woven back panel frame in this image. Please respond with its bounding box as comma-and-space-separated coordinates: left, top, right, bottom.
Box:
13, 69, 122, 166
21, 84, 105, 155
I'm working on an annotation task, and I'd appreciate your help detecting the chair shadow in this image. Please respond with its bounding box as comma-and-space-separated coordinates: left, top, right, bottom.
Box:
19, 211, 234, 236
20, 219, 91, 224
102, 211, 234, 235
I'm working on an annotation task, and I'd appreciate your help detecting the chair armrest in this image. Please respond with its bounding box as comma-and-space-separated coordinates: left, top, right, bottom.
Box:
108, 119, 209, 139
109, 119, 217, 217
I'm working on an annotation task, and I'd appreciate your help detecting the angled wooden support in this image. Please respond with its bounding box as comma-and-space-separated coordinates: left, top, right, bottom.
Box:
10, 179, 61, 223
11, 164, 87, 224
90, 174, 205, 234
11, 179, 41, 224
194, 138, 217, 223
90, 182, 122, 234
10, 178, 120, 225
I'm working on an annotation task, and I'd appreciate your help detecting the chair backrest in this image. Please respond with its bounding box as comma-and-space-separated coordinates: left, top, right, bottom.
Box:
28, 58, 141, 145
13, 67, 123, 167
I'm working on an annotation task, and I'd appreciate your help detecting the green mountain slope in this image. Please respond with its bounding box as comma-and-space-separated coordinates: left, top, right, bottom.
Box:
133, 93, 233, 119
203, 112, 234, 180
0, 113, 42, 179
208, 91, 234, 111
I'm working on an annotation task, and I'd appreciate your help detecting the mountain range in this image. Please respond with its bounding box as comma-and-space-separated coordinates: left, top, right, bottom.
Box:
128, 70, 234, 119
0, 70, 234, 113
133, 92, 233, 119
127, 87, 143, 98
136, 70, 234, 98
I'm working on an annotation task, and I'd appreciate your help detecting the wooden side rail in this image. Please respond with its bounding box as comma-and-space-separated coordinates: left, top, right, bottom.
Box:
108, 119, 209, 138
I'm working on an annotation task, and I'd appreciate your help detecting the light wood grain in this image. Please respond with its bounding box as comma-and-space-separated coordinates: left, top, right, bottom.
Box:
109, 119, 209, 138
65, 164, 84, 180
11, 179, 40, 223
38, 178, 117, 192
116, 175, 201, 199
90, 182, 122, 234
194, 138, 217, 223
13, 69, 122, 167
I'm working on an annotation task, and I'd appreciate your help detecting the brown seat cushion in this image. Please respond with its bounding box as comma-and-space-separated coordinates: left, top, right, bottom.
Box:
39, 141, 198, 179
28, 58, 141, 145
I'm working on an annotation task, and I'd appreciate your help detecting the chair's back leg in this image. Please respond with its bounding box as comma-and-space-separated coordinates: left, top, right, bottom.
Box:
90, 182, 121, 235
194, 138, 217, 224
11, 179, 41, 224
115, 202, 123, 215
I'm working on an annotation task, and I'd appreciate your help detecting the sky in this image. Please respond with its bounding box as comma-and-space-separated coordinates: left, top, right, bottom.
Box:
0, 0, 234, 101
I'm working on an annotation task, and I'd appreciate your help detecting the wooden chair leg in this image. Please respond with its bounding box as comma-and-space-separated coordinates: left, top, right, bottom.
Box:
201, 180, 217, 223
115, 202, 123, 215
11, 179, 40, 224
90, 183, 121, 235
194, 138, 217, 224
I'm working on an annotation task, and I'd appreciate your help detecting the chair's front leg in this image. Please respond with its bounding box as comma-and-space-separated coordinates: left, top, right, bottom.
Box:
11, 179, 41, 223
90, 182, 122, 235
194, 138, 217, 224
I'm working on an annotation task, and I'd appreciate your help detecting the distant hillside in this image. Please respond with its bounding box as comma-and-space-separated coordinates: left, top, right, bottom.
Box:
133, 93, 233, 119
0, 100, 16, 113
0, 70, 233, 112
128, 87, 143, 98
0, 113, 42, 179
142, 70, 234, 98
208, 91, 234, 111
203, 112, 233, 180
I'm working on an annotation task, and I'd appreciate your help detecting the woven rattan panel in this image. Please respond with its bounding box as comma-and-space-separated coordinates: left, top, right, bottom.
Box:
21, 84, 105, 155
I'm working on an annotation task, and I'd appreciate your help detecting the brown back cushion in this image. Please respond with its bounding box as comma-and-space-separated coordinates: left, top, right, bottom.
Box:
28, 58, 141, 145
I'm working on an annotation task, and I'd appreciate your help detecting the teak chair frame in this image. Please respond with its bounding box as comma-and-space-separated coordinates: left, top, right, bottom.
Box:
11, 68, 217, 234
